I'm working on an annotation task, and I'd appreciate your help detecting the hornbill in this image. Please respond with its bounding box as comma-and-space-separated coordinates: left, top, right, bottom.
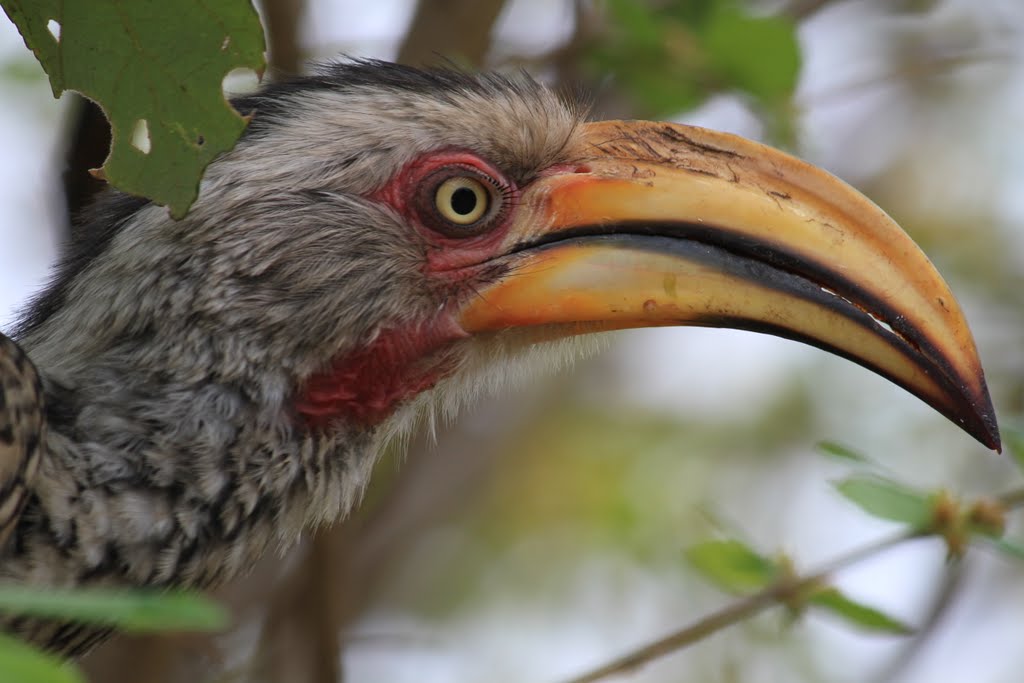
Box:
0, 60, 1000, 656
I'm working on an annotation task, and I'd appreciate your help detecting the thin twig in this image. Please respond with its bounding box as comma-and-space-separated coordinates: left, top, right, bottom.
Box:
997, 487, 1024, 509
559, 529, 921, 683
561, 485, 1024, 683
396, 0, 507, 68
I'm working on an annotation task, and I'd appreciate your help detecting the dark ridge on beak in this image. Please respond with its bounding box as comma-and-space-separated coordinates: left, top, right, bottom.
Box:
507, 227, 1000, 449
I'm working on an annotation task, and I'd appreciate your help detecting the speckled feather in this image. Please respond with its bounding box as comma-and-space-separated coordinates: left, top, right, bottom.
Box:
0, 60, 591, 656
0, 335, 43, 550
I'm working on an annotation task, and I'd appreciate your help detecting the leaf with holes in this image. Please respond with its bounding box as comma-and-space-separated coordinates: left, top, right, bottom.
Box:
1, 0, 265, 217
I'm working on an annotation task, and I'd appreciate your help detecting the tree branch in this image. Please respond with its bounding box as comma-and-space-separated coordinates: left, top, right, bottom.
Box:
397, 0, 508, 68
262, 0, 307, 75
558, 530, 919, 683
560, 485, 1024, 683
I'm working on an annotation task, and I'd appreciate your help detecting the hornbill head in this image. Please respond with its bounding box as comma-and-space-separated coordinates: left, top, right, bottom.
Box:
211, 60, 995, 449
0, 59, 999, 654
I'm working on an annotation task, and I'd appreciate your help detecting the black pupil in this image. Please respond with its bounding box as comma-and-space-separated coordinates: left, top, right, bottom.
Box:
451, 186, 479, 216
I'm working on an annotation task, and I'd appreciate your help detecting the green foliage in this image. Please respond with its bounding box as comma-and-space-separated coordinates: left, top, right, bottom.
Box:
701, 3, 798, 103
0, 587, 226, 682
807, 587, 912, 635
685, 540, 779, 593
0, 0, 265, 218
684, 538, 912, 636
0, 635, 83, 683
815, 440, 872, 465
589, 0, 800, 127
0, 587, 227, 633
682, 439, 1024, 642
833, 476, 932, 528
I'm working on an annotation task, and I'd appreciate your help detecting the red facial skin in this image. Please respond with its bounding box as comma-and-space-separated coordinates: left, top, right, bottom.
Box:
296, 151, 516, 428
372, 151, 521, 273
295, 316, 468, 427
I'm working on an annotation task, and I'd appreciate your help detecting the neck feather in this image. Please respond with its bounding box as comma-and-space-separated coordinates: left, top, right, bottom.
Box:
2, 353, 382, 593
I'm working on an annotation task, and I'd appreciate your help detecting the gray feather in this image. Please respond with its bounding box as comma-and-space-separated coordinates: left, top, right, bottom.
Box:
1, 60, 586, 656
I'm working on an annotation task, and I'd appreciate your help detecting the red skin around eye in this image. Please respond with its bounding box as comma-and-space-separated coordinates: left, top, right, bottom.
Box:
298, 152, 508, 429
296, 153, 596, 429
370, 151, 520, 273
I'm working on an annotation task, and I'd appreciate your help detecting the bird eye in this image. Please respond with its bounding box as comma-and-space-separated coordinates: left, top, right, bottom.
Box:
434, 177, 489, 225
413, 164, 509, 239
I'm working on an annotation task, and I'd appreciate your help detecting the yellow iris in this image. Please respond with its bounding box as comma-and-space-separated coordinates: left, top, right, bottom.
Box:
435, 177, 489, 225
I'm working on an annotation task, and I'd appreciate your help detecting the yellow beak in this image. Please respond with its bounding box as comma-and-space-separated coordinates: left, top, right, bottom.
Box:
457, 121, 1000, 450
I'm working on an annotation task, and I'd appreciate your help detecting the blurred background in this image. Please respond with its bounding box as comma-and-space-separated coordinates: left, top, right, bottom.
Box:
2, 0, 1024, 681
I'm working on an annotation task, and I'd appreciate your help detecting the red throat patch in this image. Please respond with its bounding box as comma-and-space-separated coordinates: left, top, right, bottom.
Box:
296, 316, 469, 428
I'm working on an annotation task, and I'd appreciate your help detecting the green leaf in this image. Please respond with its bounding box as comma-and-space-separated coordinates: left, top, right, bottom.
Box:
0, 588, 228, 633
809, 587, 913, 635
1004, 427, 1024, 474
833, 476, 932, 528
0, 634, 84, 683
685, 540, 779, 594
586, 0, 803, 119
605, 0, 663, 48
702, 2, 801, 102
816, 441, 871, 464
1, 0, 266, 217
664, 2, 715, 28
